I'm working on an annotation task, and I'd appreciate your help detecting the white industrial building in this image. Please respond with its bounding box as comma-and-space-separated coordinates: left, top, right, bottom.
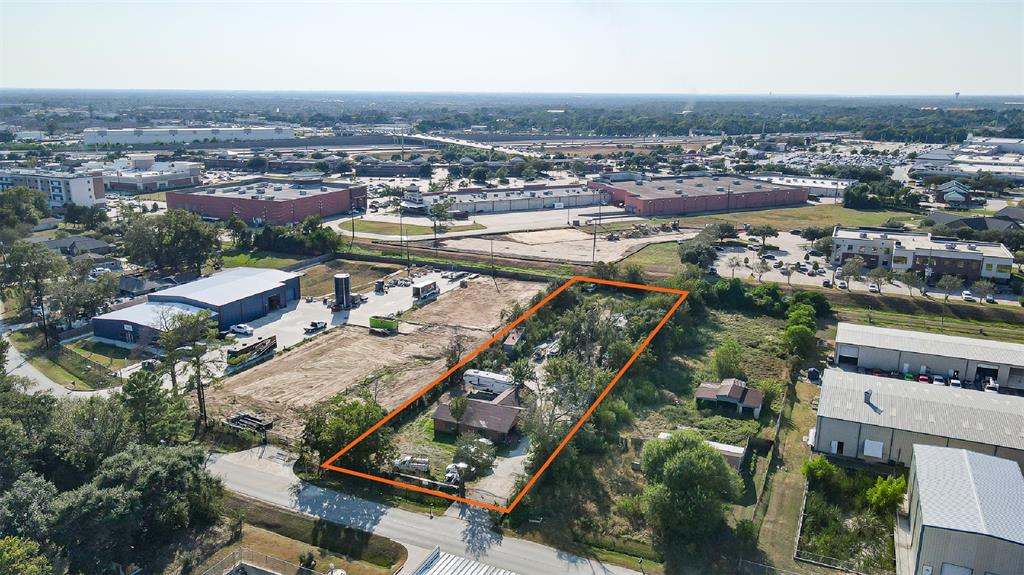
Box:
82, 126, 294, 145
81, 153, 202, 193
401, 183, 604, 214
748, 173, 855, 198
410, 547, 517, 575
0, 168, 105, 209
897, 445, 1024, 575
835, 323, 1024, 390
812, 370, 1024, 470
831, 227, 1014, 281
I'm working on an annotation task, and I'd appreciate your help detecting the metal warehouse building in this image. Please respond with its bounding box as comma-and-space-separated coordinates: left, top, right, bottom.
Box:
812, 370, 1024, 471
835, 322, 1024, 391
898, 446, 1024, 575
93, 267, 301, 343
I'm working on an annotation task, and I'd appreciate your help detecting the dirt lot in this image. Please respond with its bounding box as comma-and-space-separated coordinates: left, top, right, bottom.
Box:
209, 278, 545, 438
405, 278, 545, 331
440, 228, 698, 264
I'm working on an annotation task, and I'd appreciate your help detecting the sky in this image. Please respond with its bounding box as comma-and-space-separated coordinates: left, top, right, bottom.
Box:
1, 0, 1021, 95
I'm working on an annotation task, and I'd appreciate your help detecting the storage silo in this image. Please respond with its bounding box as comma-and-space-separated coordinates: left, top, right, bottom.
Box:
334, 273, 352, 309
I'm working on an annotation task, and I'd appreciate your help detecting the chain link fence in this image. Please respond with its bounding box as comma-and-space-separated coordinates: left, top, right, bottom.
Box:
200, 547, 333, 575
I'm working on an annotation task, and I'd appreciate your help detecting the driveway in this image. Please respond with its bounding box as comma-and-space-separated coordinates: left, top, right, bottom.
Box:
207, 446, 642, 575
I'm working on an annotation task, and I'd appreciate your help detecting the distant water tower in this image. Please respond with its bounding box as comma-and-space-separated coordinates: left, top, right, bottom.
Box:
955, 92, 960, 101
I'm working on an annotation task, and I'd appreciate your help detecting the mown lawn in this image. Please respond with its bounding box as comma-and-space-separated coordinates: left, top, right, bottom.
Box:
7, 330, 118, 390
350, 219, 485, 236
299, 260, 405, 297
220, 249, 307, 269
66, 338, 143, 370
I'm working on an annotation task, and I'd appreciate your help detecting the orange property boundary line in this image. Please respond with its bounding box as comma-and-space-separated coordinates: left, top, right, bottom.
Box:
321, 276, 688, 513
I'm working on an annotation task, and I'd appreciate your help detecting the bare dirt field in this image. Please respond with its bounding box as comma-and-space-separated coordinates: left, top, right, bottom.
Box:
300, 260, 407, 297
439, 228, 699, 264
405, 278, 545, 331
209, 278, 546, 438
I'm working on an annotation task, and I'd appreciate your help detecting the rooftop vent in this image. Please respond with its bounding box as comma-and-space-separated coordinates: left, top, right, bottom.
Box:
946, 243, 958, 250
880, 233, 888, 239
733, 180, 742, 185
864, 389, 872, 404
695, 183, 704, 187
712, 176, 720, 181
967, 243, 977, 250
715, 186, 725, 192
859, 232, 868, 239
657, 186, 666, 190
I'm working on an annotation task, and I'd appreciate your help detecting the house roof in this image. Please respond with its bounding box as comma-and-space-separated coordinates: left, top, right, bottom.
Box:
695, 379, 763, 408
926, 212, 1021, 232
817, 370, 1024, 451
92, 301, 209, 330
35, 236, 109, 252
151, 267, 300, 307
836, 322, 1024, 367
913, 445, 1024, 545
434, 399, 520, 436
995, 206, 1024, 222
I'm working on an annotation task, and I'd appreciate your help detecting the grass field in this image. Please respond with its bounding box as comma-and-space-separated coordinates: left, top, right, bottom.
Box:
7, 330, 124, 390
299, 259, 405, 297
617, 242, 680, 275
597, 205, 920, 234
65, 338, 142, 370
350, 219, 485, 236
135, 191, 167, 202
349, 242, 577, 279
224, 494, 406, 572
220, 249, 307, 270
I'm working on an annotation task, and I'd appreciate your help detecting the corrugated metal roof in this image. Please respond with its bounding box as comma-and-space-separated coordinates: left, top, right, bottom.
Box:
411, 548, 517, 575
913, 445, 1024, 545
93, 301, 208, 329
836, 322, 1024, 367
818, 370, 1024, 451
152, 267, 300, 307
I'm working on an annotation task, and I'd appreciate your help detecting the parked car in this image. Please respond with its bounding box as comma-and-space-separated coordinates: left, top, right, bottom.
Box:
868, 283, 879, 293
837, 280, 849, 289
984, 294, 996, 304
141, 359, 160, 372
230, 324, 254, 336
772, 260, 783, 269
304, 321, 327, 334
762, 253, 776, 260
961, 290, 976, 302
950, 378, 962, 388
789, 229, 802, 235
808, 249, 823, 257
822, 279, 832, 288
917, 374, 931, 383
932, 375, 946, 386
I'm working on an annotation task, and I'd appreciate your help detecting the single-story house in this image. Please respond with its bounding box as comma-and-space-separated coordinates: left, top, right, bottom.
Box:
32, 236, 111, 256
926, 211, 1021, 232
72, 252, 122, 272
695, 378, 764, 418
433, 388, 522, 443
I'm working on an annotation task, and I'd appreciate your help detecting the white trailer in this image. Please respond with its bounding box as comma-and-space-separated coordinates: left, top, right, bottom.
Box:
463, 369, 513, 393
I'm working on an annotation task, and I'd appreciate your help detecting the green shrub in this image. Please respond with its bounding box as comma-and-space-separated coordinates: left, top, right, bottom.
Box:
298, 548, 315, 568
865, 475, 906, 515
801, 456, 837, 490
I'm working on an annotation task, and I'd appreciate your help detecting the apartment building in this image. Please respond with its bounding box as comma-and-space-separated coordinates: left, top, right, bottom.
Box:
0, 168, 105, 209
830, 227, 1013, 281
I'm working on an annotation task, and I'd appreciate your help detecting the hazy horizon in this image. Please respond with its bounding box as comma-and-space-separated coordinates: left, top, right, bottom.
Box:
2, 1, 1021, 96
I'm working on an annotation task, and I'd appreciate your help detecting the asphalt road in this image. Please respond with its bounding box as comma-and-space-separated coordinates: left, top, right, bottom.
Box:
207, 446, 642, 575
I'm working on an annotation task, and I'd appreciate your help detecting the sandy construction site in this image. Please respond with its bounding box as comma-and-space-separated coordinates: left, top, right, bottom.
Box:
207, 278, 546, 438
438, 227, 700, 264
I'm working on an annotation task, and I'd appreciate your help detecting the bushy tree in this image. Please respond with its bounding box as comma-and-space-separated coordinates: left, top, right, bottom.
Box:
301, 394, 396, 473
712, 338, 745, 380
865, 475, 906, 515
117, 370, 189, 445
0, 536, 51, 575
453, 432, 496, 480
801, 455, 838, 490
640, 430, 740, 542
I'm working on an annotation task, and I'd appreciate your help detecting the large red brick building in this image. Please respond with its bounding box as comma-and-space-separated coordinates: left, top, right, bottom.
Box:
167, 175, 367, 225
589, 174, 807, 217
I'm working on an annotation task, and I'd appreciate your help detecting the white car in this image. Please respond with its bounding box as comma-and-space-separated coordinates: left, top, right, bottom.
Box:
931, 375, 946, 386
837, 280, 849, 289
230, 324, 254, 336
868, 283, 879, 293
961, 290, 976, 302
949, 378, 962, 388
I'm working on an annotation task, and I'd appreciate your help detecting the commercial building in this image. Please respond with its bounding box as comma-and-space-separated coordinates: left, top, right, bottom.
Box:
835, 323, 1024, 390
83, 126, 294, 146
910, 135, 1024, 183
401, 183, 604, 215
355, 157, 430, 177
82, 153, 202, 193
830, 227, 1014, 281
589, 174, 807, 217
811, 370, 1024, 470
92, 267, 302, 342
410, 546, 517, 575
748, 173, 856, 198
0, 168, 105, 209
900, 445, 1024, 575
167, 174, 367, 225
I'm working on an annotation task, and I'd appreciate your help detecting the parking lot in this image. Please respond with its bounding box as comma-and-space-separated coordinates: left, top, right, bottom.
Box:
713, 230, 1020, 305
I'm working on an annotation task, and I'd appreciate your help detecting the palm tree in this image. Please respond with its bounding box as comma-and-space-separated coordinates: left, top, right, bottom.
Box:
727, 256, 743, 278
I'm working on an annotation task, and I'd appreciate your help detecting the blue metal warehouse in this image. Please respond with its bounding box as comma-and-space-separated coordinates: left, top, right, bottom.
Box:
92, 267, 302, 344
